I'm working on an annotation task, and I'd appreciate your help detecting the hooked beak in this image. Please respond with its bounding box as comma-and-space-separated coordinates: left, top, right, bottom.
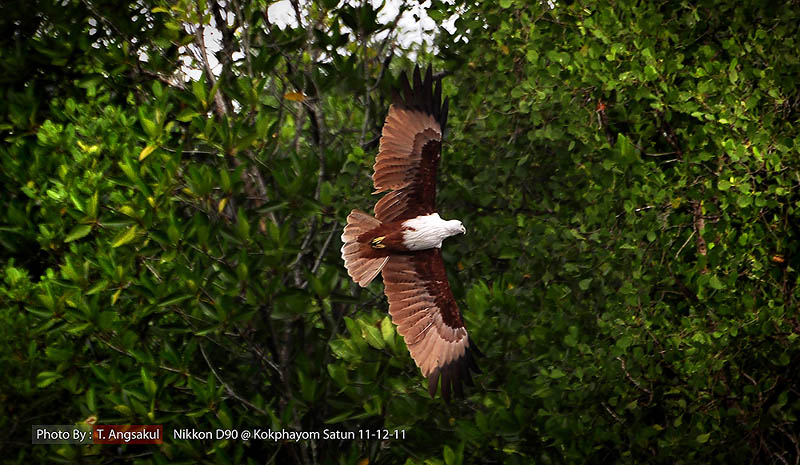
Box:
460, 225, 467, 235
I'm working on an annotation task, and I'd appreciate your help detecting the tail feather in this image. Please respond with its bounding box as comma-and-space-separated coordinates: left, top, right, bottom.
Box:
341, 210, 389, 287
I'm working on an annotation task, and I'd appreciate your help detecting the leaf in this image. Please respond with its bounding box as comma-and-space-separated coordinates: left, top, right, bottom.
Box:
96, 311, 115, 330
111, 225, 138, 248
114, 404, 132, 416
325, 410, 357, 424
141, 367, 157, 396
86, 280, 108, 295
443, 445, 456, 465
380, 316, 395, 344
644, 65, 658, 81
320, 181, 334, 206
139, 145, 157, 161
65, 224, 92, 243
233, 131, 260, 152
36, 371, 63, 388
696, 432, 711, 443
86, 388, 96, 411
284, 92, 305, 102
158, 293, 192, 307
362, 323, 385, 350
737, 194, 752, 208
327, 363, 348, 387
192, 79, 207, 107
176, 108, 201, 122
87, 191, 99, 218
140, 117, 158, 139
236, 208, 250, 241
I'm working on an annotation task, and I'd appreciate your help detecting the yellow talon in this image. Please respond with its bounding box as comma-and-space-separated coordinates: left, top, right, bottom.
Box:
370, 236, 386, 249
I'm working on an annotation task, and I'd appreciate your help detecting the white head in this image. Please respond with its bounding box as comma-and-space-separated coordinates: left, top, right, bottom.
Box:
446, 219, 467, 237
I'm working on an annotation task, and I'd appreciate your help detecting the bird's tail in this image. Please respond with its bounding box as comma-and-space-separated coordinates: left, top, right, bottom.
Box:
341, 210, 389, 287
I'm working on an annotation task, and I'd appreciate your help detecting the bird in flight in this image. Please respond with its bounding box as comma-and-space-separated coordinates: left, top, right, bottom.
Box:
340, 65, 480, 401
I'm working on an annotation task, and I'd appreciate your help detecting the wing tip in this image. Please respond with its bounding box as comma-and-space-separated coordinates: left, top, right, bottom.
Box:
428, 340, 482, 403
393, 64, 448, 132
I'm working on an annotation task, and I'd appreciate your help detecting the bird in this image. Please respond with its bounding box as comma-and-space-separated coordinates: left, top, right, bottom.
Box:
340, 65, 480, 401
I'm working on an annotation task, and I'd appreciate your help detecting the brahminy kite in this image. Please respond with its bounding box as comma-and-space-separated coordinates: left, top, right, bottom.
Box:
340, 65, 480, 401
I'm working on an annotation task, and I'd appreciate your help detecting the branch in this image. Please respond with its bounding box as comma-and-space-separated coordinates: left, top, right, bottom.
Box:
193, 21, 227, 117
692, 201, 708, 257
231, 0, 254, 78
616, 356, 652, 396
311, 223, 337, 276
601, 402, 623, 424
199, 343, 268, 416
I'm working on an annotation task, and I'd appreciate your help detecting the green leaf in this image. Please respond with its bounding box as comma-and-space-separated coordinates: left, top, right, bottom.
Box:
362, 323, 385, 350
86, 387, 96, 411
158, 293, 193, 307
325, 410, 357, 424
644, 65, 658, 81
86, 279, 109, 295
737, 194, 752, 208
64, 224, 92, 243
236, 208, 250, 241
114, 404, 132, 416
36, 371, 63, 388
141, 367, 157, 396
140, 117, 158, 139
320, 181, 334, 206
380, 316, 395, 344
176, 108, 201, 122
87, 191, 99, 218
443, 445, 456, 465
327, 363, 348, 388
111, 225, 138, 248
139, 145, 157, 161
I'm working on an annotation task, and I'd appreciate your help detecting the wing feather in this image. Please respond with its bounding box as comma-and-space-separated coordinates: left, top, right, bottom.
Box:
372, 65, 449, 222
382, 249, 480, 401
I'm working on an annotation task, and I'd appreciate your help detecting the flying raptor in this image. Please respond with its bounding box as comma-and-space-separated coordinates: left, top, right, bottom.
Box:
340, 65, 480, 401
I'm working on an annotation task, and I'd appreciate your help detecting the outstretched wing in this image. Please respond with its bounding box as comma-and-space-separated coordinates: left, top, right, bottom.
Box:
381, 248, 480, 401
372, 65, 449, 223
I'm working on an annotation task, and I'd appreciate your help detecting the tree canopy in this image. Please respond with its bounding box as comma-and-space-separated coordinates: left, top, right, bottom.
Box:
1, 0, 799, 463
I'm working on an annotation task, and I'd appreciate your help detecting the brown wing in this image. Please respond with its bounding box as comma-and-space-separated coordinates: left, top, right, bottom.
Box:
373, 65, 449, 223
381, 248, 480, 401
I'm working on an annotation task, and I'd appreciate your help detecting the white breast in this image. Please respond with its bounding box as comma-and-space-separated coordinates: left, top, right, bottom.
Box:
401, 213, 464, 251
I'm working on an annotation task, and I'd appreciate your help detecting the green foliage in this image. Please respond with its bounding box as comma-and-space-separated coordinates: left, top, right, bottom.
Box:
431, 0, 800, 463
1, 0, 799, 464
